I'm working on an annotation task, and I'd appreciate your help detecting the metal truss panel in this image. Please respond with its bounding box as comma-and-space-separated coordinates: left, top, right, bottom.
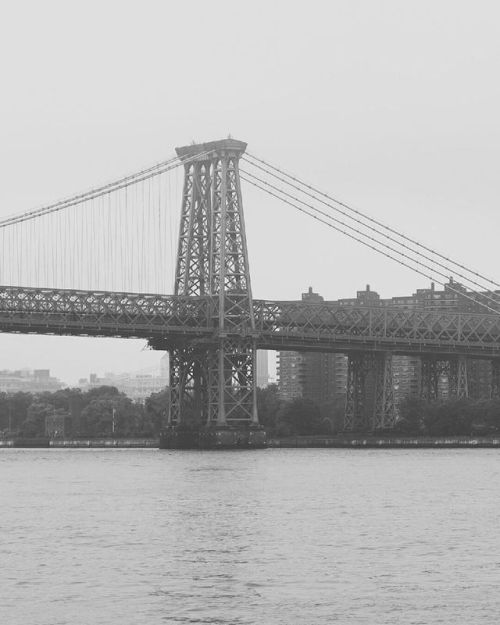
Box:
344, 353, 368, 431
253, 301, 500, 358
373, 353, 396, 430
0, 286, 213, 338
421, 357, 441, 401
449, 356, 469, 399
169, 346, 208, 427
206, 337, 258, 426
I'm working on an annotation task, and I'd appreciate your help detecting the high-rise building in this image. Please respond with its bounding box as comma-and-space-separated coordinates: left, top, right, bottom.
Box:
392, 356, 421, 406
277, 288, 348, 405
276, 351, 305, 400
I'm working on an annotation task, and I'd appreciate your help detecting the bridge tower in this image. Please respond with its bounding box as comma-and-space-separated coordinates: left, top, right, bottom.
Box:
161, 139, 264, 448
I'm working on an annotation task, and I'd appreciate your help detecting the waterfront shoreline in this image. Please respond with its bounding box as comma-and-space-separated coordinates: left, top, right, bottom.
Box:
0, 438, 159, 448
269, 436, 500, 448
3, 436, 500, 448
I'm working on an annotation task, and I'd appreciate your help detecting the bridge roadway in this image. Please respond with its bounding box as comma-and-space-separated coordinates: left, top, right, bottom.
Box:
0, 286, 499, 359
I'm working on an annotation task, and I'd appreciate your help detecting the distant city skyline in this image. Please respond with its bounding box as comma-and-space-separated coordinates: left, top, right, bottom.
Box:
0, 336, 275, 389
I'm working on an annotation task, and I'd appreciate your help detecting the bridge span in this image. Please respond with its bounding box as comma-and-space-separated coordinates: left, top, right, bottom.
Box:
1, 285, 500, 359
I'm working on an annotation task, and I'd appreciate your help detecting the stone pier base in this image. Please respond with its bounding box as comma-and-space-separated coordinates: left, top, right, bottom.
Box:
159, 426, 266, 450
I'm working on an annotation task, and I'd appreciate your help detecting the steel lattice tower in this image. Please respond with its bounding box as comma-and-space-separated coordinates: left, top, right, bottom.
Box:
167, 139, 259, 438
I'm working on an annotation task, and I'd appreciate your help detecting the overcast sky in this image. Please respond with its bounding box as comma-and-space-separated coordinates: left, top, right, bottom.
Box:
0, 0, 499, 383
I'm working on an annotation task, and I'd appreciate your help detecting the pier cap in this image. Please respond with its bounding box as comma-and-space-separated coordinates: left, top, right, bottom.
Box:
175, 138, 247, 162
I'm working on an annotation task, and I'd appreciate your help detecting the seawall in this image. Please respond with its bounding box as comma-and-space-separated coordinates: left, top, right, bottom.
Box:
269, 436, 500, 448
0, 438, 159, 448
4, 436, 500, 449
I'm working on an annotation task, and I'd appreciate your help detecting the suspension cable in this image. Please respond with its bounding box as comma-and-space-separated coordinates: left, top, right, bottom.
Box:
241, 172, 500, 316
245, 151, 500, 290
242, 156, 499, 298
240, 167, 500, 311
0, 149, 212, 229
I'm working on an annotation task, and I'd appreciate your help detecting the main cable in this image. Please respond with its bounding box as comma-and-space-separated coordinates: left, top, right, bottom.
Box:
245, 151, 500, 291
242, 155, 498, 298
241, 172, 500, 316
240, 167, 500, 311
0, 149, 213, 229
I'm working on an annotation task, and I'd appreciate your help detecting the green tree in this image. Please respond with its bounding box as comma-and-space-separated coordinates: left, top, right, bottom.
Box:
0, 392, 10, 432
395, 397, 429, 434
256, 384, 282, 434
318, 396, 346, 434
424, 399, 474, 436
21, 401, 53, 437
9, 392, 33, 435
81, 392, 137, 437
145, 388, 169, 434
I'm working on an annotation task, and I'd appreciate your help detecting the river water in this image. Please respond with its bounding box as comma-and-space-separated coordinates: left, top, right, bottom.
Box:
2, 448, 500, 624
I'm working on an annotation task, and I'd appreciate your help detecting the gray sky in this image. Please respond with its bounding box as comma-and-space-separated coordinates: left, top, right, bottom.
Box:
0, 0, 499, 383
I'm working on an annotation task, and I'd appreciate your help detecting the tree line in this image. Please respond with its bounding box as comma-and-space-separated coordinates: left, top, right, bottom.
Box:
257, 384, 345, 436
258, 386, 500, 438
2, 381, 494, 440
395, 396, 500, 436
0, 383, 341, 439
0, 386, 169, 439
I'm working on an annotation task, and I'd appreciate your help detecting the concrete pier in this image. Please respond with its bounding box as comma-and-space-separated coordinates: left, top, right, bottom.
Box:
160, 426, 266, 450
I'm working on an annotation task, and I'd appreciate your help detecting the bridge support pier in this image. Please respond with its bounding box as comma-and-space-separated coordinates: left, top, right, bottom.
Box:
168, 346, 208, 429
420, 356, 470, 400
373, 353, 396, 430
449, 356, 469, 399
344, 352, 395, 432
344, 353, 367, 431
162, 337, 264, 448
420, 356, 441, 401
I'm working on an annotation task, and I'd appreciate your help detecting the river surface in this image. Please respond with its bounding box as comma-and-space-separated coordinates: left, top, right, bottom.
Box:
2, 448, 500, 624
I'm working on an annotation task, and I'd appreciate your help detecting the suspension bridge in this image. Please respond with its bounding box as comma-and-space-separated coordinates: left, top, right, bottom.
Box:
1, 137, 500, 446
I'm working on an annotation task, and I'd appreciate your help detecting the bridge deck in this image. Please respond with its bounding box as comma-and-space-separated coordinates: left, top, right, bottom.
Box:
0, 286, 499, 358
